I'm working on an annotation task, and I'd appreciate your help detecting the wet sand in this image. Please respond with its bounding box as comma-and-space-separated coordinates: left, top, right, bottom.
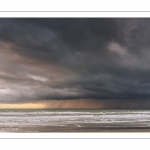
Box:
2, 126, 150, 132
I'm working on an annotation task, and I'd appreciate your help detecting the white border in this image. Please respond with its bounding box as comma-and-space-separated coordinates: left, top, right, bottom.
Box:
1, 12, 150, 18
0, 138, 149, 150
0, 0, 149, 12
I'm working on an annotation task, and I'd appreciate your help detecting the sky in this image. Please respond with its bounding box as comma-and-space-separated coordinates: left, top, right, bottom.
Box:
0, 18, 150, 109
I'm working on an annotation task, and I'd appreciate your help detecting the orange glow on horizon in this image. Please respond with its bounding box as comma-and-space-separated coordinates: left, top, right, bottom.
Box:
0, 99, 149, 109
0, 99, 104, 109
0, 102, 46, 109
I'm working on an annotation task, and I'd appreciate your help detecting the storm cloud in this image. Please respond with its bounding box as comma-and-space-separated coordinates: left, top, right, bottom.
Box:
0, 18, 150, 107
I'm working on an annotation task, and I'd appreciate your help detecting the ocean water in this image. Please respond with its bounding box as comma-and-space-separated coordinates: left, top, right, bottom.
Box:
0, 109, 150, 132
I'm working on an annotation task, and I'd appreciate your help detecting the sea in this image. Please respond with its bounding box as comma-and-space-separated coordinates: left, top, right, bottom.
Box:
0, 109, 150, 132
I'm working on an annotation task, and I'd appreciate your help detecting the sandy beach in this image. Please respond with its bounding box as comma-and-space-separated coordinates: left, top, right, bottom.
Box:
1, 126, 150, 132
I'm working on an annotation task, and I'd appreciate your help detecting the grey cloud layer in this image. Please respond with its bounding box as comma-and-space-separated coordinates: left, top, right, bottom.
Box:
0, 18, 150, 103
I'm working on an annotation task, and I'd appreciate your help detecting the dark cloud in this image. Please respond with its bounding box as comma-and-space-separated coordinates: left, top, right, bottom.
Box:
0, 18, 150, 107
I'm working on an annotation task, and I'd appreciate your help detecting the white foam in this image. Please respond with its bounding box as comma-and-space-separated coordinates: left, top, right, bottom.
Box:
0, 110, 150, 129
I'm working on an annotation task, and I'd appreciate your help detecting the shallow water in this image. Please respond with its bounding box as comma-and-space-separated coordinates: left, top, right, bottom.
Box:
0, 109, 150, 132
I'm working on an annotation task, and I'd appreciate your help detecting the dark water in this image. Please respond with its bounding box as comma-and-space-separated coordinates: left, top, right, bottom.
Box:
0, 109, 150, 132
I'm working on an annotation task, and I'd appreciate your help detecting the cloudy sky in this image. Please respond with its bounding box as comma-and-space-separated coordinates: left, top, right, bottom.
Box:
0, 18, 150, 109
